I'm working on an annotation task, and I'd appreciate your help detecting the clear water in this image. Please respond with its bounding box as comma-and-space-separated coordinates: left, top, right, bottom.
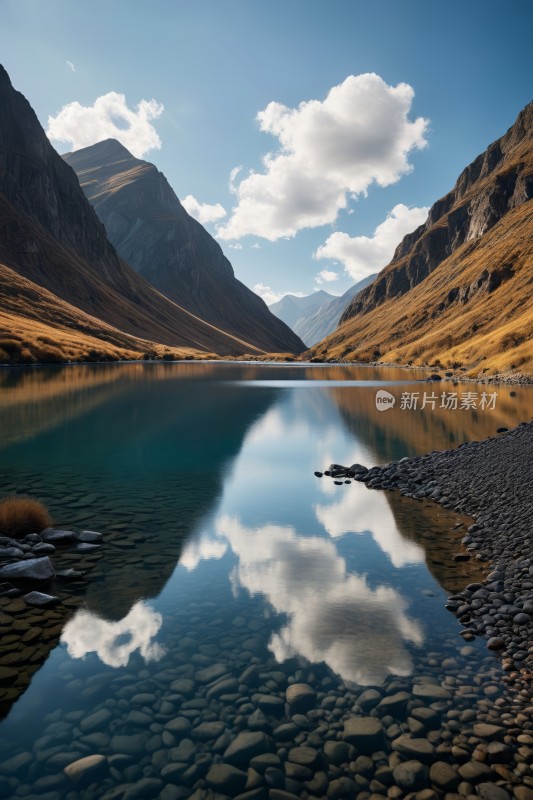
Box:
0, 363, 530, 798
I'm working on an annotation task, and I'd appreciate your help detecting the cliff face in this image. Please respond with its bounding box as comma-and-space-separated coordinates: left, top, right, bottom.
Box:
308, 101, 533, 375
63, 140, 305, 355
340, 101, 533, 324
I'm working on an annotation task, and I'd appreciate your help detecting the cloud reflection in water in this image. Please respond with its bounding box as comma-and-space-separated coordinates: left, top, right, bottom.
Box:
61, 601, 165, 668
217, 515, 423, 685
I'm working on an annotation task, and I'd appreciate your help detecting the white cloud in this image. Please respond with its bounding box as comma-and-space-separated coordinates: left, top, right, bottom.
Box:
251, 243, 261, 249
229, 166, 243, 194
217, 73, 428, 241
182, 194, 227, 224
253, 283, 306, 306
66, 60, 76, 72
61, 601, 165, 668
229, 242, 243, 250
315, 268, 339, 285
46, 91, 164, 158
180, 537, 227, 572
315, 203, 429, 282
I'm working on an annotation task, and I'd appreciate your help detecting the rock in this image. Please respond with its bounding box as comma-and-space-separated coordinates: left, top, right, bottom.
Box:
357, 688, 382, 710
206, 763, 248, 794
476, 783, 511, 800
487, 637, 505, 650
110, 734, 146, 756
64, 754, 108, 786
223, 731, 271, 767
192, 721, 226, 741
285, 683, 316, 713
23, 591, 59, 606
429, 761, 460, 791
0, 556, 54, 581
170, 678, 195, 697
165, 717, 191, 736
393, 760, 428, 791
458, 761, 493, 782
195, 663, 228, 683
391, 735, 435, 762
79, 530, 103, 542
343, 717, 385, 754
74, 542, 101, 552
80, 708, 112, 733
41, 529, 78, 544
473, 723, 505, 740
257, 695, 285, 717
0, 751, 32, 775
323, 740, 349, 765
377, 691, 411, 716
123, 778, 163, 798
287, 746, 321, 769
412, 683, 451, 701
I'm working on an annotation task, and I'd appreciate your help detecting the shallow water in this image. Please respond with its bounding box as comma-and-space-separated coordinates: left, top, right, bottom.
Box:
0, 363, 531, 797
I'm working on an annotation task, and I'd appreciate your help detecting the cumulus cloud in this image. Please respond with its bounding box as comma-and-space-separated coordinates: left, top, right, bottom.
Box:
253, 283, 306, 305
315, 268, 339, 285
61, 601, 165, 668
217, 515, 423, 685
46, 91, 164, 158
217, 73, 428, 241
182, 194, 227, 224
315, 203, 429, 282
180, 536, 228, 572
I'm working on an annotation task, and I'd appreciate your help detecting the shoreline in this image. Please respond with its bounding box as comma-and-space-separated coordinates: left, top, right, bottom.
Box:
346, 421, 532, 672
1, 357, 532, 385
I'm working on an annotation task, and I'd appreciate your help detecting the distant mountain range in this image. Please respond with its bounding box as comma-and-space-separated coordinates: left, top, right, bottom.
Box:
269, 290, 334, 328
308, 100, 533, 375
0, 65, 303, 363
293, 275, 377, 346
269, 276, 377, 347
63, 139, 303, 355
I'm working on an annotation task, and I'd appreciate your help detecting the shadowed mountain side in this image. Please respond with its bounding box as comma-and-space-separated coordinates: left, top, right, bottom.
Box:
0, 65, 271, 356
0, 375, 278, 718
64, 139, 305, 354
0, 262, 214, 366
294, 274, 377, 346
308, 101, 533, 373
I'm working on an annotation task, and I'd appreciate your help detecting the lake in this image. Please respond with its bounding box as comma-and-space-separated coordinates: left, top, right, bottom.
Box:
0, 362, 530, 799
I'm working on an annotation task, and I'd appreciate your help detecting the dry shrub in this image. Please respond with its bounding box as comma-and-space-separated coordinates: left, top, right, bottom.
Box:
0, 496, 52, 538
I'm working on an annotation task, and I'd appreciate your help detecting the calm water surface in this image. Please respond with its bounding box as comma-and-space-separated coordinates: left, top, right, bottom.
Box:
0, 363, 531, 798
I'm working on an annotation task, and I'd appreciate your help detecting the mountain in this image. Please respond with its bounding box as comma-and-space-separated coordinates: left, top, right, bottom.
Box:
293, 274, 377, 346
269, 290, 334, 329
63, 140, 304, 355
0, 66, 302, 361
308, 101, 533, 375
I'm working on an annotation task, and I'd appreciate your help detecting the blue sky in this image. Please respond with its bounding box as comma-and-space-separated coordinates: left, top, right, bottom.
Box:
1, 0, 532, 303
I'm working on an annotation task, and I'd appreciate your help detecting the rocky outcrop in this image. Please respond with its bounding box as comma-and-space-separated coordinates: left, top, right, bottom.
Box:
341, 101, 533, 323
308, 101, 533, 374
64, 140, 305, 354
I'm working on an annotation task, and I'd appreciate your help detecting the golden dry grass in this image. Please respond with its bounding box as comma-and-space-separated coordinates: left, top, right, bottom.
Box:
0, 262, 216, 364
0, 496, 52, 538
309, 200, 533, 377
